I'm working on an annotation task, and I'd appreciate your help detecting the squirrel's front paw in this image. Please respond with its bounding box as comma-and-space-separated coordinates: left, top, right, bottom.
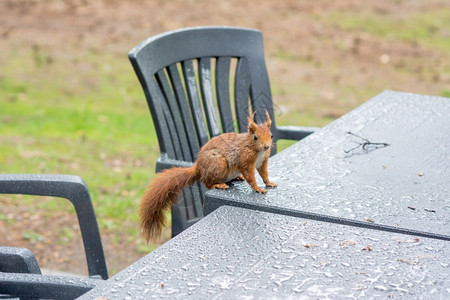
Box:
265, 181, 278, 188
254, 187, 267, 194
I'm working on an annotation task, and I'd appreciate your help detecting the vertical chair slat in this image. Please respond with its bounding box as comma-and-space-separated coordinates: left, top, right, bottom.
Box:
216, 57, 235, 133
191, 183, 204, 220
156, 69, 193, 162
180, 189, 195, 221
167, 63, 200, 161
182, 59, 209, 147
147, 78, 177, 159
177, 60, 208, 220
199, 57, 221, 138
166, 63, 200, 227
234, 57, 251, 133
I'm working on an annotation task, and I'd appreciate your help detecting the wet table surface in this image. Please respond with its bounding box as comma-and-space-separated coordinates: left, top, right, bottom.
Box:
205, 91, 450, 241
80, 206, 449, 299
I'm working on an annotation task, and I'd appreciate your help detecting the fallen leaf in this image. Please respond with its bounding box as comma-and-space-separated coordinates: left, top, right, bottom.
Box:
397, 258, 416, 265
339, 241, 356, 247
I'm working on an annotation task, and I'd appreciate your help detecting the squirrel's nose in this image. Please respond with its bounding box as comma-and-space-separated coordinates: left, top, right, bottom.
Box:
264, 145, 270, 151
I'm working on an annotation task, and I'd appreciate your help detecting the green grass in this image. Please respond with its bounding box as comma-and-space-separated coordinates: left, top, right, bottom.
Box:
22, 230, 45, 243
322, 9, 450, 53
442, 90, 450, 98
0, 48, 156, 231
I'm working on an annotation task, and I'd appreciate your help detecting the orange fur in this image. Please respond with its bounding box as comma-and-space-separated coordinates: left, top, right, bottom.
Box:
139, 166, 198, 241
140, 111, 277, 241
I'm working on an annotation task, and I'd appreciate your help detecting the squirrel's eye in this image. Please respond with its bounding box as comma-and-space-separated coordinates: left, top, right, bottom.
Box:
271, 135, 273, 139
254, 135, 258, 141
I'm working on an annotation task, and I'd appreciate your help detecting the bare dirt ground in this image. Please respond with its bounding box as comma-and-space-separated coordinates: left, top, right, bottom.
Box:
1, 0, 449, 276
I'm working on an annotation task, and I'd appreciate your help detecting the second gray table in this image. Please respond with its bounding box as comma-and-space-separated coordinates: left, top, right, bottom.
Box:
80, 206, 449, 299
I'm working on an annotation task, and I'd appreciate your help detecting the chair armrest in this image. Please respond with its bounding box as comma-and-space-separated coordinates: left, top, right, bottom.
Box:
276, 125, 320, 141
0, 246, 41, 274
155, 153, 194, 173
0, 174, 108, 280
0, 273, 104, 300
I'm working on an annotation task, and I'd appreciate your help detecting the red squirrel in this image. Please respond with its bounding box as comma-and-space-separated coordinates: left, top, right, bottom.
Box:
139, 111, 277, 241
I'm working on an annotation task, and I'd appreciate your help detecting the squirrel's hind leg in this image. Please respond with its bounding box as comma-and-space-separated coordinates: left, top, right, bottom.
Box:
198, 151, 230, 189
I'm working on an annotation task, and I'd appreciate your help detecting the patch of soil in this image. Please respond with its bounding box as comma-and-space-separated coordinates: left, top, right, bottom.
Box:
0, 196, 164, 276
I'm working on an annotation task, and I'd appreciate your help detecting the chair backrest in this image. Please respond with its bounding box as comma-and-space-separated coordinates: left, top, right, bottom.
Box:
129, 26, 279, 163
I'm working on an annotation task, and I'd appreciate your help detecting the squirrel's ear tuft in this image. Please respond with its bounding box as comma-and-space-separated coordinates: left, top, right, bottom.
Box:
265, 110, 272, 128
248, 112, 257, 134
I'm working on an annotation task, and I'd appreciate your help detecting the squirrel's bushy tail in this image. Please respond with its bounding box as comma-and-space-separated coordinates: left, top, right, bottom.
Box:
139, 166, 198, 242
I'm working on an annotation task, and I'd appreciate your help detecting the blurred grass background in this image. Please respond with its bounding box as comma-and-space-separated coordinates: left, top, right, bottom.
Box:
1, 0, 449, 275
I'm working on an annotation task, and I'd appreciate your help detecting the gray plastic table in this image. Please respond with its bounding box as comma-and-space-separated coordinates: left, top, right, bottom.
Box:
80, 206, 449, 299
205, 91, 450, 241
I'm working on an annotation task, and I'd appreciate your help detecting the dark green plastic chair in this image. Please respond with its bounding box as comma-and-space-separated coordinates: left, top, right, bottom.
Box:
0, 174, 107, 299
129, 26, 318, 237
